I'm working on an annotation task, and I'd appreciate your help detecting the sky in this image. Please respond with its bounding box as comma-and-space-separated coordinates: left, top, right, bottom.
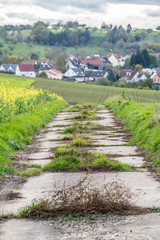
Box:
0, 0, 160, 29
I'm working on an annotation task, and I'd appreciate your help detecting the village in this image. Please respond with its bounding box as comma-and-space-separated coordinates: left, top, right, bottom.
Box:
0, 52, 160, 88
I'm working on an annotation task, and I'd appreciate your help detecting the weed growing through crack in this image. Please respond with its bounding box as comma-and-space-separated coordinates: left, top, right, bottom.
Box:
43, 146, 134, 172
19, 177, 145, 218
17, 168, 42, 176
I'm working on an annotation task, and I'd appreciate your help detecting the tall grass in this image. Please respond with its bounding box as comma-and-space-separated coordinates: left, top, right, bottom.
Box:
105, 96, 160, 168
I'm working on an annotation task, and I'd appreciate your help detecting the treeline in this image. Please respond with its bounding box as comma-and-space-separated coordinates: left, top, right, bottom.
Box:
1, 24, 32, 31
129, 49, 158, 68
101, 23, 160, 53
31, 25, 91, 46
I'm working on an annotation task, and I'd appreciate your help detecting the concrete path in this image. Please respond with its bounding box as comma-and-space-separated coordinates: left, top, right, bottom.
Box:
0, 105, 160, 239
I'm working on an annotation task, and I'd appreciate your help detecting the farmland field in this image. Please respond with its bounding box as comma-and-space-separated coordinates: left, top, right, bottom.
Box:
33, 78, 160, 104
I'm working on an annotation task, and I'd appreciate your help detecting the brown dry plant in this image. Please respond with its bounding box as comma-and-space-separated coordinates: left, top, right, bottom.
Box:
19, 176, 145, 218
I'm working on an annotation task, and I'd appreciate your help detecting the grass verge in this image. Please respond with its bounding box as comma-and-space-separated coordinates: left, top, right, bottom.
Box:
104, 96, 160, 171
0, 99, 67, 175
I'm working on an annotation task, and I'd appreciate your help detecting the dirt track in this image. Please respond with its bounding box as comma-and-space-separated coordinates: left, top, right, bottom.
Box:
0, 105, 160, 239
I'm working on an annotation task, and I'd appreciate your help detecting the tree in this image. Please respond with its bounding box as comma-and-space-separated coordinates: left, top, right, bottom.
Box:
39, 71, 48, 79
107, 69, 116, 82
142, 49, 150, 68
149, 54, 158, 68
54, 54, 67, 72
8, 55, 17, 64
96, 77, 111, 86
135, 64, 142, 71
31, 53, 39, 60
129, 54, 136, 67
136, 50, 143, 66
126, 24, 132, 33
142, 78, 153, 89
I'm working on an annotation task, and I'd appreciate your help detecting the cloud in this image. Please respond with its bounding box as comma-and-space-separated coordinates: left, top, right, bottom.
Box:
34, 0, 160, 12
144, 8, 160, 17
34, 0, 107, 12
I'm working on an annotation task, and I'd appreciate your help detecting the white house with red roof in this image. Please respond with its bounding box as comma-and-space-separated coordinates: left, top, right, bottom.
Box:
46, 69, 63, 80
106, 53, 125, 67
16, 64, 36, 77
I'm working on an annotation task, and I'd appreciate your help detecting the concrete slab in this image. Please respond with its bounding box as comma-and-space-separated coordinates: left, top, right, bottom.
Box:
112, 156, 145, 167
22, 159, 52, 167
93, 139, 127, 146
0, 219, 62, 240
38, 140, 66, 149
46, 120, 73, 128
0, 171, 159, 214
90, 146, 139, 156
27, 152, 53, 160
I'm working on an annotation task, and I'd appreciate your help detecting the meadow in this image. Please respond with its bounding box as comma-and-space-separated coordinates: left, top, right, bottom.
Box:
33, 78, 160, 104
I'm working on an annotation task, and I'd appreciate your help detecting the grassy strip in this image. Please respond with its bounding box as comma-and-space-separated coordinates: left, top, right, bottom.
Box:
104, 96, 160, 169
0, 99, 67, 175
43, 147, 133, 172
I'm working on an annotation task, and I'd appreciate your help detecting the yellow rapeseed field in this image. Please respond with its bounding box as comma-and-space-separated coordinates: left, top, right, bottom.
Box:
0, 84, 63, 122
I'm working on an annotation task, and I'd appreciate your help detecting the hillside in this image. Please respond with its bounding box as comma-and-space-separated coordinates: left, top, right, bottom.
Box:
0, 26, 160, 60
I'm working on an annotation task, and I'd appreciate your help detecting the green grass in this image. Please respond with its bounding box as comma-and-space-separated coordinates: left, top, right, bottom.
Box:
0, 73, 34, 87
0, 99, 66, 175
17, 168, 42, 176
43, 149, 133, 172
33, 78, 160, 104
105, 96, 160, 169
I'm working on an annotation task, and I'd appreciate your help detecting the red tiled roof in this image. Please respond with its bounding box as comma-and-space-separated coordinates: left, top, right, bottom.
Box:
105, 53, 122, 60
105, 53, 113, 58
81, 60, 103, 67
47, 69, 62, 75
18, 64, 35, 72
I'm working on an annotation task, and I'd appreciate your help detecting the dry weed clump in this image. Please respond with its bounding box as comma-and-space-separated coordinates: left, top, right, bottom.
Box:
19, 177, 144, 218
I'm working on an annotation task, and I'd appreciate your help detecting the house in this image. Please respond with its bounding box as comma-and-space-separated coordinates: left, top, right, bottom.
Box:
117, 69, 138, 82
116, 69, 133, 80
80, 59, 105, 70
153, 72, 160, 85
116, 69, 147, 82
0, 64, 17, 74
37, 61, 54, 74
88, 71, 108, 81
21, 61, 37, 66
106, 53, 125, 67
64, 68, 84, 78
142, 68, 153, 75
136, 73, 147, 82
15, 64, 36, 77
46, 69, 63, 80
102, 57, 111, 65
66, 59, 81, 69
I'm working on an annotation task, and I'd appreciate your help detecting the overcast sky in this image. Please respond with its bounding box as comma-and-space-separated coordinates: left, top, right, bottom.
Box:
0, 0, 160, 28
